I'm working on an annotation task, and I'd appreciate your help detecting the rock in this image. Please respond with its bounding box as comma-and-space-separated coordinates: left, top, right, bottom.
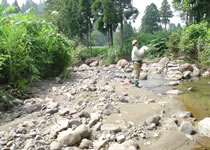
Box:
104, 103, 120, 115
183, 71, 191, 79
167, 81, 180, 86
25, 104, 42, 113
108, 143, 127, 150
79, 139, 93, 149
90, 61, 99, 67
146, 123, 156, 130
198, 118, 210, 137
50, 141, 61, 150
167, 71, 183, 80
179, 63, 193, 73
202, 71, 210, 77
101, 124, 121, 133
23, 139, 35, 150
116, 135, 126, 143
178, 112, 193, 118
46, 101, 59, 114
139, 73, 147, 80
128, 146, 137, 150
57, 129, 81, 146
192, 67, 200, 77
179, 121, 193, 135
158, 57, 170, 67
117, 59, 129, 68
59, 108, 69, 116
14, 99, 23, 105
145, 114, 161, 125
74, 124, 91, 138
166, 90, 182, 95
94, 140, 108, 150
187, 87, 194, 91
79, 64, 90, 71
163, 118, 178, 131
122, 140, 139, 149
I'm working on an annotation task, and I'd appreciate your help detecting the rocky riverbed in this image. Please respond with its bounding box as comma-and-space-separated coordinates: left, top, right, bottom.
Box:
0, 57, 210, 150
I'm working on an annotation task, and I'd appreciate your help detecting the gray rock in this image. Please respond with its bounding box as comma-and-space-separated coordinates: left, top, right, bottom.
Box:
167, 81, 180, 86
23, 139, 35, 150
145, 114, 161, 125
178, 112, 193, 118
163, 118, 178, 130
192, 67, 200, 77
158, 57, 169, 67
79, 139, 93, 149
179, 121, 193, 135
117, 135, 126, 143
117, 59, 129, 68
94, 140, 108, 150
90, 61, 99, 67
108, 143, 127, 150
139, 73, 148, 80
57, 129, 81, 146
101, 124, 121, 133
183, 71, 191, 79
50, 141, 61, 150
198, 117, 210, 137
79, 64, 90, 71
166, 90, 182, 95
25, 104, 42, 113
74, 124, 92, 138
167, 71, 183, 80
179, 63, 193, 73
122, 140, 139, 149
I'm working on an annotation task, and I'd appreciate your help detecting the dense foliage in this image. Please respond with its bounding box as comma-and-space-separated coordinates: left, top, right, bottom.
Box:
0, 6, 73, 104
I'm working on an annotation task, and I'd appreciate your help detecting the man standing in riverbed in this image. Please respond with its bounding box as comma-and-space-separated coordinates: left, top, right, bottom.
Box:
131, 40, 148, 88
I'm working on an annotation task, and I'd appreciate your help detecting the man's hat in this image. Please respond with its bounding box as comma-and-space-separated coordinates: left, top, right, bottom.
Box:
132, 40, 138, 46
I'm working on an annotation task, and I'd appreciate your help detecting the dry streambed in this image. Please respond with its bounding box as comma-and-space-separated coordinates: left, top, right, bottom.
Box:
0, 57, 210, 150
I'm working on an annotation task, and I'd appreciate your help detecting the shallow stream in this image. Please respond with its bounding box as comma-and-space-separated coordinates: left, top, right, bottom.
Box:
178, 77, 210, 120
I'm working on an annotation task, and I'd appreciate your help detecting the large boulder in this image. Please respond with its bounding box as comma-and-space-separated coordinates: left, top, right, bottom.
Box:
117, 59, 129, 68
179, 63, 193, 73
179, 121, 193, 135
158, 57, 169, 67
167, 71, 183, 80
198, 118, 210, 137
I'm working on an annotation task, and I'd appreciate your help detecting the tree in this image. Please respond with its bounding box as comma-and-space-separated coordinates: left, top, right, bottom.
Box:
1, 0, 10, 10
114, 0, 138, 48
169, 23, 176, 30
79, 0, 95, 56
140, 3, 161, 34
160, 0, 173, 30
177, 23, 181, 28
92, 0, 118, 47
12, 0, 21, 13
123, 21, 134, 40
172, 0, 210, 25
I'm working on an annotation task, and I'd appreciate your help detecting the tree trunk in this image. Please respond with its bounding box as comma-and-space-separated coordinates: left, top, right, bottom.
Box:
110, 25, 113, 47
88, 18, 92, 57
120, 17, 124, 49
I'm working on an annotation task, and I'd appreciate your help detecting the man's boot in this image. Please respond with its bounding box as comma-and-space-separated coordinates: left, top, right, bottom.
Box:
133, 78, 142, 88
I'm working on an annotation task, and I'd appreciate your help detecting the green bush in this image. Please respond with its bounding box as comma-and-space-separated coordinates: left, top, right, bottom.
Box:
145, 31, 169, 59
0, 7, 73, 93
103, 46, 122, 64
179, 22, 209, 62
166, 29, 182, 57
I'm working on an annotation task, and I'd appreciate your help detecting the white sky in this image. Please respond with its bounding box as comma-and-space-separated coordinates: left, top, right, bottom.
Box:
4, 0, 183, 29
132, 0, 184, 29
